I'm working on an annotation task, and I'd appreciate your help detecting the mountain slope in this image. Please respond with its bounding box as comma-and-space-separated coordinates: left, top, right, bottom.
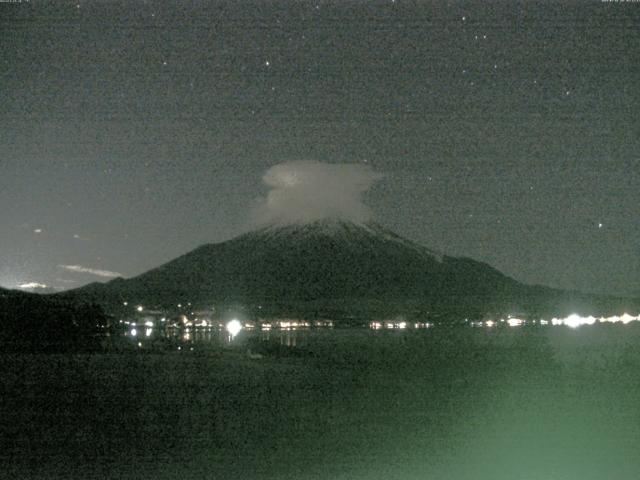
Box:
59, 219, 637, 319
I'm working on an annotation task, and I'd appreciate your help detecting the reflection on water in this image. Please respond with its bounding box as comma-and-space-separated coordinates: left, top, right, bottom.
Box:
260, 328, 309, 347
369, 320, 433, 330
122, 320, 321, 350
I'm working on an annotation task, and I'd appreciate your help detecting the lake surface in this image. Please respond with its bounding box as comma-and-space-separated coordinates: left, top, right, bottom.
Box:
3, 324, 640, 479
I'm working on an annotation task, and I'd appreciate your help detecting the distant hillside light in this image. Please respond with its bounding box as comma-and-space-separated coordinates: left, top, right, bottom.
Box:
136, 305, 143, 312
507, 318, 523, 327
226, 319, 242, 338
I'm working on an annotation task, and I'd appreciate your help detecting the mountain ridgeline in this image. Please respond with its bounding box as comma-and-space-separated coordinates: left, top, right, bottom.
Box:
60, 220, 637, 321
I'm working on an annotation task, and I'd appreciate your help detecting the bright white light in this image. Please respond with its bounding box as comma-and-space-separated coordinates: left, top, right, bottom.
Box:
145, 328, 152, 337
560, 314, 596, 328
226, 319, 242, 338
485, 320, 495, 328
398, 322, 407, 329
564, 314, 582, 328
620, 313, 636, 324
136, 306, 143, 312
130, 328, 137, 336
144, 320, 153, 327
507, 318, 523, 327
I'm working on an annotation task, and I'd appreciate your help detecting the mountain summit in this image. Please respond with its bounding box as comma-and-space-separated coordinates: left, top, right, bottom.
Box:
61, 219, 635, 320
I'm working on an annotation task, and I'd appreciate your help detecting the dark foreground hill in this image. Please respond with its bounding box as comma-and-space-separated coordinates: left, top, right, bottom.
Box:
58, 220, 638, 321
0, 287, 109, 352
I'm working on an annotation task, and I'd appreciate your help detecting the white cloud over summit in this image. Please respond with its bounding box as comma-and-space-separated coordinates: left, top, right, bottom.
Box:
253, 161, 383, 226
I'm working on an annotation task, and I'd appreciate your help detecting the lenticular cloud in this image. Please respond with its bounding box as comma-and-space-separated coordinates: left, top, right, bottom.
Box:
59, 264, 122, 278
253, 161, 382, 226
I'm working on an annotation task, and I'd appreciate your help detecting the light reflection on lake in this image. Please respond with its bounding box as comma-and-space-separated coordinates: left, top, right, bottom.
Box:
123, 323, 320, 349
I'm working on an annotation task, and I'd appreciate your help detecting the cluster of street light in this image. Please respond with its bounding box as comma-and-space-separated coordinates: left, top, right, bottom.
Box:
124, 309, 640, 343
480, 313, 640, 329
369, 313, 640, 330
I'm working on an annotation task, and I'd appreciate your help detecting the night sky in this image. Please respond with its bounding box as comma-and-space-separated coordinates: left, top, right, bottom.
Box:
1, 1, 638, 297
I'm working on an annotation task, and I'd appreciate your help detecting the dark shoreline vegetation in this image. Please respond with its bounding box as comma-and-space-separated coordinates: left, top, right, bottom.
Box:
0, 289, 109, 353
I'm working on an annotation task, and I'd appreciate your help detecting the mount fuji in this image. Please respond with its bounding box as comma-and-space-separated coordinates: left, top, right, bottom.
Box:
59, 219, 636, 321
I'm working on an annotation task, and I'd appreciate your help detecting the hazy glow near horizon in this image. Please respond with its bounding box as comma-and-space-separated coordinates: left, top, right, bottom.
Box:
17, 282, 48, 289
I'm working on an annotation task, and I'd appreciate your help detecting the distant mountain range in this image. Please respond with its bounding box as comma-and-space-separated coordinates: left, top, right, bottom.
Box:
58, 219, 638, 321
